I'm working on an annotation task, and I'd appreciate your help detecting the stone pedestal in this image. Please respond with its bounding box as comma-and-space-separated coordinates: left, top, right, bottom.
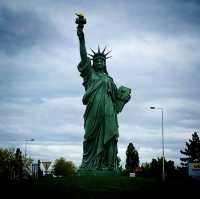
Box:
77, 168, 121, 176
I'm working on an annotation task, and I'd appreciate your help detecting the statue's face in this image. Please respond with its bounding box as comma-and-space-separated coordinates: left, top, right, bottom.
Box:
93, 57, 106, 70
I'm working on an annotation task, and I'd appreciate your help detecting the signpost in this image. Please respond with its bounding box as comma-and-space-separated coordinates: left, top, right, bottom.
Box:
42, 161, 51, 175
189, 163, 200, 179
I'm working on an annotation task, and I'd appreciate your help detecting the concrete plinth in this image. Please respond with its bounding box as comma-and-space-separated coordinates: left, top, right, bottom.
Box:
77, 168, 121, 176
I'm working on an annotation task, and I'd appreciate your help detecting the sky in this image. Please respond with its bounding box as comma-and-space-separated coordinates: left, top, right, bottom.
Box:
0, 0, 200, 168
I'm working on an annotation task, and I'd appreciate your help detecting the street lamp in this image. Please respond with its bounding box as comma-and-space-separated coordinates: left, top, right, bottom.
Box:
150, 106, 165, 181
25, 138, 34, 159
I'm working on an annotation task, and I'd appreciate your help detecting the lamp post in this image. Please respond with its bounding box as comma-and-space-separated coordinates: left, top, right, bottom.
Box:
150, 106, 165, 181
24, 138, 34, 159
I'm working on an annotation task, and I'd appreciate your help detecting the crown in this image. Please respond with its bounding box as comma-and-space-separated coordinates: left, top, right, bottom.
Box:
88, 46, 112, 61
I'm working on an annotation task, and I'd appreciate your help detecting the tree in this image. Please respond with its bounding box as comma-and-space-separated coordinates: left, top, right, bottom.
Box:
180, 132, 200, 168
53, 157, 76, 177
116, 156, 123, 174
139, 158, 179, 179
37, 160, 43, 178
125, 143, 139, 173
14, 148, 24, 179
0, 148, 15, 180
0, 148, 32, 180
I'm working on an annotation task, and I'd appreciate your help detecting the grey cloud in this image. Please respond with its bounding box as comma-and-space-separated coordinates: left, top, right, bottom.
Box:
0, 0, 200, 165
0, 97, 84, 142
0, 6, 55, 55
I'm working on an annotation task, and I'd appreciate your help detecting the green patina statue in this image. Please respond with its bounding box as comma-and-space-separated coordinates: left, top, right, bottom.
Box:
75, 13, 131, 175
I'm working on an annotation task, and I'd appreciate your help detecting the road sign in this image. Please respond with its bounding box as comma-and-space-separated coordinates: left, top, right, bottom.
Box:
189, 163, 200, 177
42, 161, 51, 172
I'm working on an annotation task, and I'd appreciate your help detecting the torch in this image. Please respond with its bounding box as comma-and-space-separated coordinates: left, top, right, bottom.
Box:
75, 13, 87, 30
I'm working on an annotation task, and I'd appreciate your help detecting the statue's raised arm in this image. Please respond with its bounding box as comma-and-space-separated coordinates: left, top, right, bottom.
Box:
75, 13, 87, 63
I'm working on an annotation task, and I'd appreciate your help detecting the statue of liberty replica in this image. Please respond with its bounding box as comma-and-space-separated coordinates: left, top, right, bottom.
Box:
75, 14, 131, 175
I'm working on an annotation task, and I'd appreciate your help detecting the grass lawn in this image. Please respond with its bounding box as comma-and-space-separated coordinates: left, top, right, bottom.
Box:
1, 176, 199, 198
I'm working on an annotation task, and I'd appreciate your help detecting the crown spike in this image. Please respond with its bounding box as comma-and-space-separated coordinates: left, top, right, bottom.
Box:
98, 45, 100, 53
106, 56, 112, 59
88, 54, 94, 57
105, 50, 112, 56
90, 48, 96, 54
102, 46, 107, 54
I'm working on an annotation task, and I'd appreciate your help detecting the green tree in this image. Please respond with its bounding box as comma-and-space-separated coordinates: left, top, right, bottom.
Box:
0, 148, 32, 180
116, 156, 123, 174
125, 143, 139, 173
180, 132, 200, 168
140, 158, 178, 179
53, 157, 76, 177
14, 148, 24, 179
22, 156, 33, 177
0, 148, 15, 180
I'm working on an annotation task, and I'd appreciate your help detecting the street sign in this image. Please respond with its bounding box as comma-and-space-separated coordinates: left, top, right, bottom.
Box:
42, 161, 51, 172
189, 163, 200, 177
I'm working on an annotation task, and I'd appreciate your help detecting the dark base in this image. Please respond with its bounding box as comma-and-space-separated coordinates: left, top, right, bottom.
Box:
77, 168, 121, 176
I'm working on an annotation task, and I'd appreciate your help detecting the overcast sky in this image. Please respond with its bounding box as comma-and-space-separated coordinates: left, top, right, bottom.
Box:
0, 0, 200, 167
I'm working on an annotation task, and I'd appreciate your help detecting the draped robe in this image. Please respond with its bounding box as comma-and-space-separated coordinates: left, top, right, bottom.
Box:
78, 58, 119, 170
